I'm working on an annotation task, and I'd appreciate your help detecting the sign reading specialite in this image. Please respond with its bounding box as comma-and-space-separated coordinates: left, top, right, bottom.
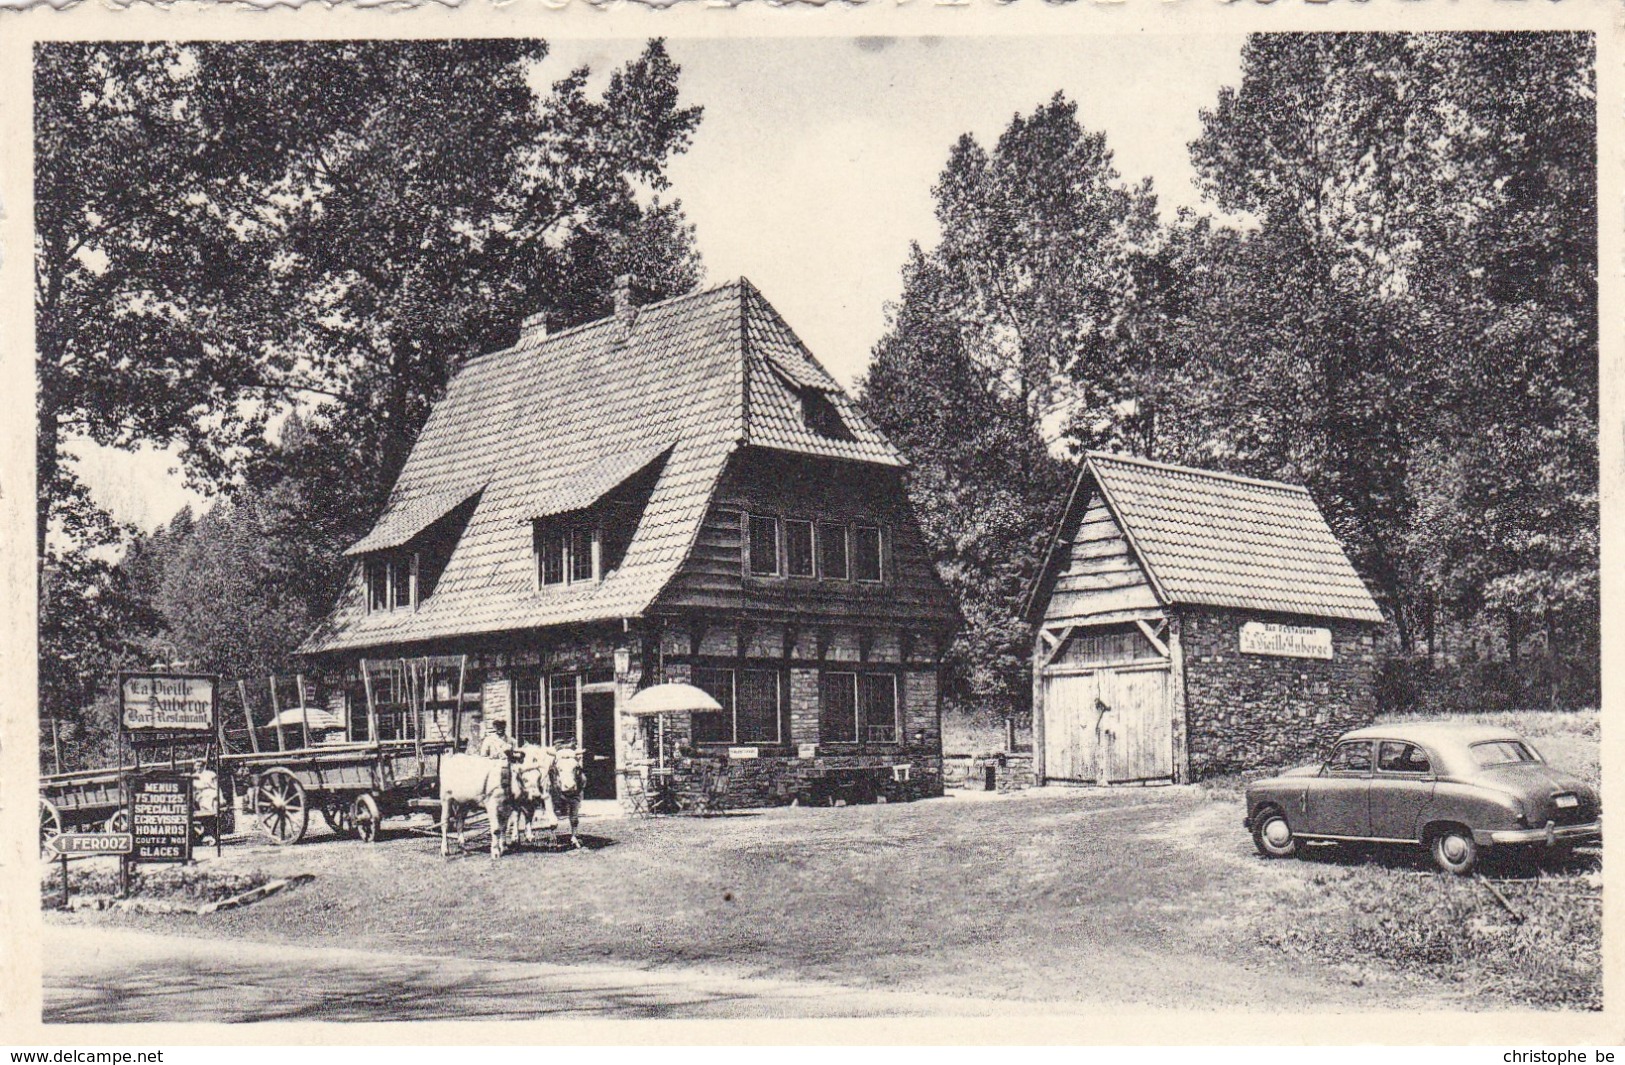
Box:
130, 774, 193, 863
1239, 622, 1334, 660
121, 673, 216, 731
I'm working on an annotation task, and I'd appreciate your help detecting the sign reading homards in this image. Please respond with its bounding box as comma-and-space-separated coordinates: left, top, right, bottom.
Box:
120, 673, 216, 731
130, 774, 192, 863
1239, 622, 1334, 660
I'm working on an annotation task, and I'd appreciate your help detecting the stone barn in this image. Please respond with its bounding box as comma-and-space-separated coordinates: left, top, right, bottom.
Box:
1024, 453, 1386, 784
299, 278, 960, 809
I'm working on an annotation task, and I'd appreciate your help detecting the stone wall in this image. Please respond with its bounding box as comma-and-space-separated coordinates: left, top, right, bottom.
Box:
663, 749, 944, 810
1178, 607, 1380, 778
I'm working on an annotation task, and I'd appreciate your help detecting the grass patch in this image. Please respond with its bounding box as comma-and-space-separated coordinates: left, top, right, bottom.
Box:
42, 865, 272, 908
1254, 860, 1601, 1010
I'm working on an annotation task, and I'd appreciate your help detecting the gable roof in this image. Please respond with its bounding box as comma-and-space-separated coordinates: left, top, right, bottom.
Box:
1028, 452, 1385, 625
301, 279, 903, 656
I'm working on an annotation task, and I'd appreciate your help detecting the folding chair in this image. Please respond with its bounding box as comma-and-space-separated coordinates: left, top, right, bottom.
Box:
618, 766, 652, 819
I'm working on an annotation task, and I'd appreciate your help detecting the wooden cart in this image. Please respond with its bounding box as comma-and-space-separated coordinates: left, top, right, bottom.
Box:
39, 757, 224, 855
222, 739, 451, 845
222, 655, 473, 845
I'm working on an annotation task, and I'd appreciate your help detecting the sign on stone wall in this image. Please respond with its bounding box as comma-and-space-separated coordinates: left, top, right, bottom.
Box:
482, 678, 511, 723
1239, 622, 1333, 660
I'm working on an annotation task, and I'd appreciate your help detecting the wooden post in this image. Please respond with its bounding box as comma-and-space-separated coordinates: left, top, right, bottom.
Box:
361, 659, 379, 746
1167, 614, 1191, 785
1031, 639, 1047, 786
269, 677, 286, 752
238, 679, 261, 754
412, 659, 424, 763
296, 674, 312, 750
49, 715, 62, 775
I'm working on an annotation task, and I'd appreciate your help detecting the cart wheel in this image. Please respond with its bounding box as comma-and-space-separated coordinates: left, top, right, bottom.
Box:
351, 793, 381, 843
104, 809, 129, 834
255, 768, 308, 845
319, 797, 354, 839
40, 799, 62, 859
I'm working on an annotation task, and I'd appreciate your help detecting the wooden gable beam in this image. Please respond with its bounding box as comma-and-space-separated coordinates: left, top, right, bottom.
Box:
1135, 618, 1171, 659
1039, 624, 1075, 669
687, 617, 710, 659
857, 629, 874, 664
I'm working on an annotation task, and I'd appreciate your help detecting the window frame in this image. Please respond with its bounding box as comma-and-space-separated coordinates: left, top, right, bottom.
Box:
747, 514, 782, 578
690, 665, 784, 745
818, 521, 850, 581
858, 672, 900, 743
367, 552, 420, 613
853, 524, 884, 584
818, 669, 900, 745
784, 519, 816, 578
1376, 740, 1433, 776
1324, 740, 1374, 776
537, 522, 602, 588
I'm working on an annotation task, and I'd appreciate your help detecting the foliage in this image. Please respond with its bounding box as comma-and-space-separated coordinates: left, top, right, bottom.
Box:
37, 40, 705, 751
860, 95, 1148, 718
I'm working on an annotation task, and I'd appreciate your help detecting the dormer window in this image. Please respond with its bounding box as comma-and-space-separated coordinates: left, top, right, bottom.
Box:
366, 552, 419, 612
537, 521, 602, 587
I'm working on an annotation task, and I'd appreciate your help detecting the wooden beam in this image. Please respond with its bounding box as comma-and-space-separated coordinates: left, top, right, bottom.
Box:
1039, 625, 1074, 669
1135, 619, 1171, 659
899, 630, 915, 663
857, 629, 873, 663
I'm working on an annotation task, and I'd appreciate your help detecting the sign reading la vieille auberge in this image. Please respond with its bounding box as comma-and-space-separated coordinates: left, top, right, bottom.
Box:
1238, 622, 1334, 660
120, 673, 215, 731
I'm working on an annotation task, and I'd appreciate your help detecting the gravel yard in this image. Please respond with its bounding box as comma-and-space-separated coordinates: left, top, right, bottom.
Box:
43, 719, 1602, 1020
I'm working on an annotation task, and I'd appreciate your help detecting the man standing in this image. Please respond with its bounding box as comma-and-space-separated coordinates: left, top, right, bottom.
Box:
479, 718, 516, 761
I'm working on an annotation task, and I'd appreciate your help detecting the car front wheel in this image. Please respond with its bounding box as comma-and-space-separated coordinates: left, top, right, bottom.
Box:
1252, 809, 1299, 859
1429, 826, 1478, 875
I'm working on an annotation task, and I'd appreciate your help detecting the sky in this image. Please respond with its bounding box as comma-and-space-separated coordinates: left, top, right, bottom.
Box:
69, 33, 1247, 533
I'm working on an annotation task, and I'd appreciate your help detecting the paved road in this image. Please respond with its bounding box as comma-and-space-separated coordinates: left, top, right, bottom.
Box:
43, 924, 1068, 1022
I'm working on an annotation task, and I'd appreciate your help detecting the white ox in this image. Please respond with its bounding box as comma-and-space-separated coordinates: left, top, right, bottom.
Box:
508, 744, 560, 844
439, 753, 513, 860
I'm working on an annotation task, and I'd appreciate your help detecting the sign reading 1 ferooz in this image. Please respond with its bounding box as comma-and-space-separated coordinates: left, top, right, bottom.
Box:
1239, 622, 1334, 660
120, 672, 216, 731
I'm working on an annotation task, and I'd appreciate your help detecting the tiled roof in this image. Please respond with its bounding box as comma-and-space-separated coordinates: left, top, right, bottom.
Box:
301, 279, 903, 655
345, 483, 486, 556
1039, 453, 1384, 624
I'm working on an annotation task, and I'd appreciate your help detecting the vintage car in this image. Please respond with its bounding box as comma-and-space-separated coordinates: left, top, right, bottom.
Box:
1243, 722, 1600, 874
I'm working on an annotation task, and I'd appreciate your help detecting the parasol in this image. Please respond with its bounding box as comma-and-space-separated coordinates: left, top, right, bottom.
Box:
623, 683, 722, 770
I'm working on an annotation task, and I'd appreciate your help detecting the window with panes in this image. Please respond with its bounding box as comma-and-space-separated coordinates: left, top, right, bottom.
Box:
748, 515, 780, 576
818, 522, 849, 579
853, 525, 883, 583
547, 673, 578, 744
513, 678, 544, 746
820, 671, 899, 743
785, 520, 815, 577
692, 665, 782, 744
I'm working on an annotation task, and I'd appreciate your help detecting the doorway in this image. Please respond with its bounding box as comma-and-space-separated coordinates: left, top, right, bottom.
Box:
580, 690, 618, 800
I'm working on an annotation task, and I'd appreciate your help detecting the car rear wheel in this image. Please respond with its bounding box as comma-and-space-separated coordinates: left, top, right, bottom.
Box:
1252, 809, 1299, 858
1429, 826, 1477, 875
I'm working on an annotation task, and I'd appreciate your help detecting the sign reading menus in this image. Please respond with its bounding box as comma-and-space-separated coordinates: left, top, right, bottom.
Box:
130, 774, 193, 863
1239, 622, 1334, 660
121, 673, 216, 731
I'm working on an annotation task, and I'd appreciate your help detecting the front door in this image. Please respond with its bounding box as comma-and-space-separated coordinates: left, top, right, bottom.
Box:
1368, 740, 1435, 841
579, 690, 618, 800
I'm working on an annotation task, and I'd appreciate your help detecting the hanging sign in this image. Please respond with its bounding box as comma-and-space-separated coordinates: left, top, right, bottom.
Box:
1239, 623, 1333, 660
131, 774, 193, 863
120, 673, 216, 731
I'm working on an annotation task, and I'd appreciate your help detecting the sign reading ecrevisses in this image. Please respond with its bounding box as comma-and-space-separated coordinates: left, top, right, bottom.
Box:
1239, 622, 1333, 660
120, 673, 216, 731
131, 774, 193, 863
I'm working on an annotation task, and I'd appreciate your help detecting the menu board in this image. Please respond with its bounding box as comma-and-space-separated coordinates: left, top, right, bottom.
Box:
131, 774, 193, 863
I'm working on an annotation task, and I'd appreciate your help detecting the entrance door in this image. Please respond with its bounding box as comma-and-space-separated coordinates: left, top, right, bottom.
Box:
579, 690, 618, 800
1042, 666, 1172, 784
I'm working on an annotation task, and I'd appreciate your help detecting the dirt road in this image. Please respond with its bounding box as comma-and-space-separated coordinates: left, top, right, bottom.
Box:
41, 787, 1462, 1019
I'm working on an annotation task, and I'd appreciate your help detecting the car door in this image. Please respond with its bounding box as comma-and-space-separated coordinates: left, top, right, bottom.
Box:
1303, 739, 1374, 837
1368, 740, 1435, 841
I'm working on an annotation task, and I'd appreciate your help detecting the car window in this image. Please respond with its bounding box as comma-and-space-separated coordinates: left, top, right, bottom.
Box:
1470, 740, 1538, 768
1325, 741, 1373, 774
1378, 741, 1431, 774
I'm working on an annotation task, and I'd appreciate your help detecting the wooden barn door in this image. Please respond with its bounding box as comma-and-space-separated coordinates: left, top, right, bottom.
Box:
1041, 671, 1099, 782
1042, 666, 1172, 784
1097, 666, 1173, 783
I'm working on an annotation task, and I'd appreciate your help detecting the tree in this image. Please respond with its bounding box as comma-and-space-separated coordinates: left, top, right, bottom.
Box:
860, 94, 1150, 725
37, 39, 706, 753
1183, 32, 1597, 664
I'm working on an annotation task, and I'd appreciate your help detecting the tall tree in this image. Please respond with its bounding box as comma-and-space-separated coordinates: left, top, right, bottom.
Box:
861, 95, 1148, 724
1183, 32, 1596, 660
37, 39, 706, 750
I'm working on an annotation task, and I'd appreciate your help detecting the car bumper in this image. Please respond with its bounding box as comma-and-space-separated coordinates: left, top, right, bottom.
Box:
1475, 819, 1602, 847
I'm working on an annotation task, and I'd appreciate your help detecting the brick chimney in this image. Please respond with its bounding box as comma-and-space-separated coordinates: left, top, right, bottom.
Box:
522, 310, 549, 339
613, 275, 636, 342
